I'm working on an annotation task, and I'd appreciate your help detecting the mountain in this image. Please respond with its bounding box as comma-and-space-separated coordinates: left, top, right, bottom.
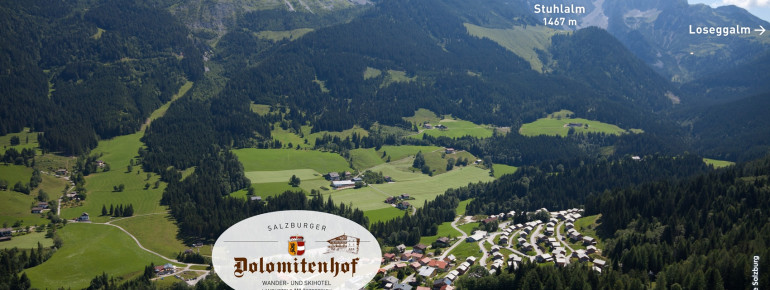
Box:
525, 0, 770, 82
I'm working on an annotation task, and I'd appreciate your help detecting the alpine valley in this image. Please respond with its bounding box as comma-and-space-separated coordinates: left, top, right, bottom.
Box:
0, 0, 768, 289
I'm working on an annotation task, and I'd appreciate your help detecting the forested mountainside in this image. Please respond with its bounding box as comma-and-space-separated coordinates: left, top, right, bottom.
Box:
0, 0, 202, 155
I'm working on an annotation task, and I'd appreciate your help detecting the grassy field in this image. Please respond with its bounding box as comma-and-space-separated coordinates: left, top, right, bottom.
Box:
457, 199, 473, 216
379, 145, 441, 162
0, 190, 50, 228
255, 28, 314, 41
0, 128, 39, 151
0, 164, 33, 188
418, 222, 461, 246
0, 232, 53, 250
422, 150, 478, 175
364, 67, 382, 80
61, 132, 167, 223
349, 148, 385, 170
403, 109, 442, 126
111, 213, 188, 259
332, 164, 493, 211
412, 119, 495, 139
25, 223, 179, 289
381, 70, 416, 88
231, 182, 301, 199
234, 149, 352, 173
574, 214, 604, 249
464, 23, 565, 73
519, 110, 637, 137
703, 158, 735, 168
364, 207, 405, 224
448, 240, 482, 263
146, 81, 193, 127
250, 103, 272, 115
456, 222, 478, 236
492, 164, 518, 178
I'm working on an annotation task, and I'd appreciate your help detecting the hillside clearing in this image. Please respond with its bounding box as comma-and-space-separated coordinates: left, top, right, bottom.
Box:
519, 110, 639, 137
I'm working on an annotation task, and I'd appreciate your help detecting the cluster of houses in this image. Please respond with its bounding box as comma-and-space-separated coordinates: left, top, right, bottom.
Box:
30, 201, 49, 214
327, 171, 365, 189
385, 194, 413, 210
380, 243, 471, 290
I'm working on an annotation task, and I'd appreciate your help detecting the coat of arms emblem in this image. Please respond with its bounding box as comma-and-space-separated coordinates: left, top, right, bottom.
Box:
288, 236, 305, 256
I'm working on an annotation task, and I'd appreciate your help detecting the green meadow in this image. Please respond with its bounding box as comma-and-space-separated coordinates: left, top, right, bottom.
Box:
0, 128, 39, 151
464, 23, 565, 73
349, 145, 443, 171
234, 149, 352, 173
574, 214, 604, 250
0, 164, 32, 188
703, 158, 735, 168
0, 190, 49, 228
112, 213, 188, 259
62, 132, 167, 223
331, 165, 493, 211
519, 110, 638, 137
25, 223, 179, 290
255, 28, 314, 42
146, 81, 193, 126
364, 207, 405, 224
413, 119, 495, 139
448, 240, 482, 263
492, 164, 518, 178
403, 108, 442, 126
0, 232, 53, 250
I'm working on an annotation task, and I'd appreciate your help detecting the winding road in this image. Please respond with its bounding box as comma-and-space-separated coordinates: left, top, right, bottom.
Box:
438, 216, 469, 260
555, 221, 575, 253
529, 224, 544, 256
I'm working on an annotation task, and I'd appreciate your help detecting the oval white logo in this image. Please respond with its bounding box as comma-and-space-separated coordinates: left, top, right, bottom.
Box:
212, 210, 381, 290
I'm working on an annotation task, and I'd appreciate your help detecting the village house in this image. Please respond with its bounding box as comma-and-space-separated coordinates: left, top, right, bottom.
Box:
593, 259, 607, 269
413, 244, 428, 254
417, 266, 436, 278
394, 263, 407, 270
250, 196, 262, 202
445, 272, 457, 282
410, 262, 421, 270
383, 253, 396, 262
466, 256, 477, 265
400, 193, 410, 199
393, 282, 412, 290
385, 196, 396, 204
77, 212, 90, 222
416, 287, 430, 290
396, 244, 406, 253
433, 278, 452, 289
331, 180, 356, 189
466, 230, 486, 242
457, 262, 470, 274
418, 257, 431, 266
582, 236, 597, 246
327, 172, 340, 181
380, 276, 399, 289
444, 148, 455, 154
396, 201, 411, 210
436, 237, 450, 246
344, 171, 352, 179
31, 207, 43, 214
443, 254, 456, 264
427, 259, 448, 271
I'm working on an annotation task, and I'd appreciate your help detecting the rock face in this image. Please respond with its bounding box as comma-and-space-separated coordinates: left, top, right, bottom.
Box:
525, 0, 769, 82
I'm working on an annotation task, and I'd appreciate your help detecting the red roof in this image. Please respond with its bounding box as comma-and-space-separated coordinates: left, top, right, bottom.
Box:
419, 257, 431, 265
428, 259, 449, 269
384, 253, 396, 260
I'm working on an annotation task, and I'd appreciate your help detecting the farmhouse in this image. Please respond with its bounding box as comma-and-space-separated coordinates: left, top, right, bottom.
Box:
250, 196, 262, 202
55, 169, 68, 176
445, 148, 455, 154
383, 253, 396, 262
436, 124, 447, 130
37, 202, 49, 209
31, 207, 43, 213
413, 244, 428, 254
0, 228, 11, 242
385, 196, 396, 204
400, 193, 410, 199
417, 266, 436, 278
331, 180, 355, 189
396, 201, 411, 210
380, 276, 398, 288
423, 123, 433, 129
466, 230, 486, 242
566, 123, 584, 128
436, 237, 450, 246
327, 172, 340, 181
396, 244, 406, 253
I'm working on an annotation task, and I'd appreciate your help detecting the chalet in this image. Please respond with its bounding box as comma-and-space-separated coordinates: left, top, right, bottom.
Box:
509, 255, 523, 264
396, 201, 411, 210
423, 123, 433, 129
474, 159, 482, 165
36, 202, 49, 209
409, 252, 423, 260
396, 244, 406, 253
491, 259, 504, 270
385, 196, 396, 204
331, 180, 356, 189
555, 256, 568, 267
582, 236, 597, 246
536, 234, 547, 243
400, 253, 410, 261
521, 242, 533, 251
96, 160, 105, 167
466, 230, 486, 242
445, 272, 457, 282
394, 263, 407, 270
545, 226, 555, 235
31, 207, 43, 214
413, 244, 428, 254
593, 259, 607, 269
417, 266, 436, 278
443, 254, 456, 263
492, 252, 504, 260
457, 263, 470, 274
490, 245, 500, 253
55, 169, 68, 176
536, 254, 553, 263
586, 245, 598, 254
327, 172, 340, 181
553, 247, 567, 256
352, 177, 363, 182
466, 256, 477, 265
410, 262, 421, 270
344, 171, 352, 179
64, 209, 81, 220
384, 176, 393, 182
436, 124, 447, 130
481, 216, 498, 225
566, 123, 584, 128
393, 283, 412, 290
0, 228, 12, 237
565, 223, 574, 229
250, 196, 262, 202
383, 253, 396, 262
632, 156, 642, 161
381, 276, 399, 288
400, 193, 410, 199
433, 278, 452, 289
517, 237, 527, 245
418, 257, 431, 265
436, 237, 450, 246
499, 236, 509, 245
428, 259, 448, 271
548, 237, 558, 246
444, 148, 455, 154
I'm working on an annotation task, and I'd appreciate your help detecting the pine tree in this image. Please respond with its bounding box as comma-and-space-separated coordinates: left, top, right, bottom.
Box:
101, 205, 107, 216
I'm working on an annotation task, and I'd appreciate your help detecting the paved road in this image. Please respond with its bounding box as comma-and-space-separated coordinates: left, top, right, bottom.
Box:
439, 216, 469, 260
555, 221, 575, 253
529, 225, 544, 256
